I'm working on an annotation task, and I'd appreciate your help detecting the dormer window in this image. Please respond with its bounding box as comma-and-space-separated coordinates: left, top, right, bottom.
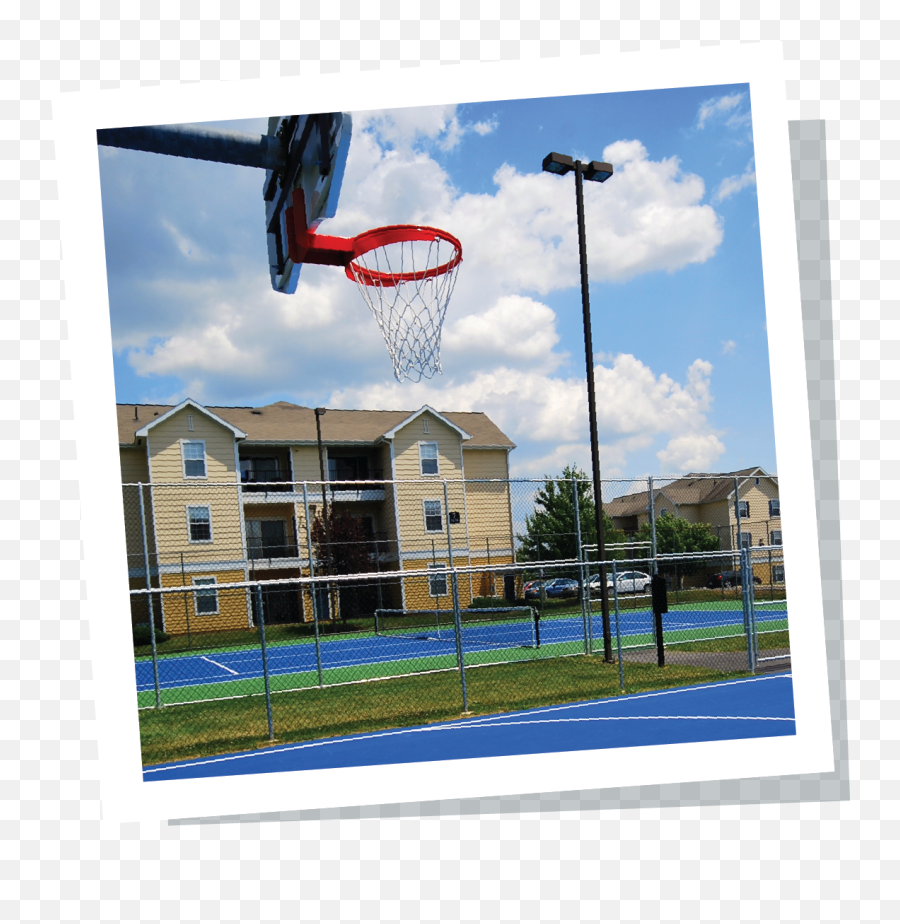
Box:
182, 440, 207, 478
423, 418, 430, 433
419, 442, 439, 476
187, 413, 194, 431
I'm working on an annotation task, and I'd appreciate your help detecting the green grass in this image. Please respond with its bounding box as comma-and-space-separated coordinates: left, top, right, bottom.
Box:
139, 654, 749, 768
669, 629, 791, 653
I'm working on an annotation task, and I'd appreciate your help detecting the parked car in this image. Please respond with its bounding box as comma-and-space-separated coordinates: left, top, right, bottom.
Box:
705, 570, 762, 589
606, 570, 652, 594
524, 578, 579, 600
544, 578, 580, 598
523, 580, 547, 600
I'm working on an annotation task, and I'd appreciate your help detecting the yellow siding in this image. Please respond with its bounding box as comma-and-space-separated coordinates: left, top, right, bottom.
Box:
159, 568, 249, 634
147, 407, 238, 484
120, 446, 149, 483
392, 415, 467, 557
461, 448, 508, 479
392, 414, 463, 480
460, 449, 513, 554
401, 558, 474, 611
147, 482, 245, 567
291, 445, 323, 481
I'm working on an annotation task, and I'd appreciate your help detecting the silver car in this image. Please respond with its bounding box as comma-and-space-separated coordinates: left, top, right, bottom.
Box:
606, 570, 652, 594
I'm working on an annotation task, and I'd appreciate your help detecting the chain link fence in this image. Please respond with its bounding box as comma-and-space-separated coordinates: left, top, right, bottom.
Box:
124, 474, 789, 767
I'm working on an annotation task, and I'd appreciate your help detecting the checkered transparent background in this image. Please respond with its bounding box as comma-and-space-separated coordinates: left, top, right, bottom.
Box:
3, 5, 894, 922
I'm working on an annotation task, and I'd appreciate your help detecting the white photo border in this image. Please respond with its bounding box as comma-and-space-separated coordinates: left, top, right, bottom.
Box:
53, 43, 834, 823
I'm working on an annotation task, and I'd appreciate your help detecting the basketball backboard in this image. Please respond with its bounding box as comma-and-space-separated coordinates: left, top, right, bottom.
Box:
263, 112, 352, 294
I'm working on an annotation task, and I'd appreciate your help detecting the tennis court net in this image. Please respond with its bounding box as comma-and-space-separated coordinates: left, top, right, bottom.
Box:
374, 606, 539, 650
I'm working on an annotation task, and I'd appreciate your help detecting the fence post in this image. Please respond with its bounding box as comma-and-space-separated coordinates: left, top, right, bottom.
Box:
572, 477, 591, 655
180, 551, 192, 650
740, 545, 756, 673
611, 560, 625, 692
647, 475, 658, 650
137, 483, 161, 709
444, 480, 468, 712
255, 585, 275, 741
302, 484, 324, 688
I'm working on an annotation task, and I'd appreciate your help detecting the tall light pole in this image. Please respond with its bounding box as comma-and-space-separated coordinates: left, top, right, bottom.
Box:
542, 151, 614, 662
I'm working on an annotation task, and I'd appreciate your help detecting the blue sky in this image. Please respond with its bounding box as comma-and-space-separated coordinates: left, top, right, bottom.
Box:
99, 84, 777, 479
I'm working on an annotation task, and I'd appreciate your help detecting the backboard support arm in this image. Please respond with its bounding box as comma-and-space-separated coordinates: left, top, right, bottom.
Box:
97, 124, 286, 172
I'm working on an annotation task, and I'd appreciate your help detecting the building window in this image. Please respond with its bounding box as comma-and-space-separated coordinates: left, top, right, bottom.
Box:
739, 531, 752, 549
423, 418, 430, 433
187, 413, 194, 431
769, 498, 781, 517
419, 442, 439, 476
736, 500, 749, 518
423, 500, 443, 532
428, 563, 448, 597
770, 530, 782, 546
246, 519, 292, 559
772, 564, 785, 583
187, 505, 212, 542
182, 440, 207, 478
192, 577, 218, 615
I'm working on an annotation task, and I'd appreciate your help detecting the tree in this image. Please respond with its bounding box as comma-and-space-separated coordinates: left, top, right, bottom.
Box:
516, 465, 625, 563
635, 512, 720, 586
311, 511, 377, 621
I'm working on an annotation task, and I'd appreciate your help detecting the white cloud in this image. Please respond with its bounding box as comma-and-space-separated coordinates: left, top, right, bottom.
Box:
472, 119, 498, 136
442, 295, 562, 372
714, 160, 757, 203
354, 105, 496, 153
697, 93, 745, 129
329, 354, 724, 478
721, 339, 736, 354
657, 433, 726, 472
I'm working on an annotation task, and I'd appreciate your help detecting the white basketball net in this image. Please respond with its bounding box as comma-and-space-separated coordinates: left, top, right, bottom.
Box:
347, 234, 461, 383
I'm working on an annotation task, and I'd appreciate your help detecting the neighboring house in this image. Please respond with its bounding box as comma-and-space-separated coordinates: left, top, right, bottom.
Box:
606, 468, 783, 575
119, 399, 517, 634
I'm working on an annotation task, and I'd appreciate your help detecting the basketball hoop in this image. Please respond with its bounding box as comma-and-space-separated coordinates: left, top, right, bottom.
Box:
284, 192, 462, 382
344, 225, 462, 383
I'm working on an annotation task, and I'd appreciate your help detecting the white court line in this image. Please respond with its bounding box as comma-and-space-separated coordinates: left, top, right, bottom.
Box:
200, 656, 239, 676
145, 712, 794, 775
144, 673, 794, 775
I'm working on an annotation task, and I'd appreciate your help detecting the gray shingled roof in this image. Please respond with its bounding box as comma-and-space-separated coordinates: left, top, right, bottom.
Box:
117, 400, 515, 449
606, 468, 776, 517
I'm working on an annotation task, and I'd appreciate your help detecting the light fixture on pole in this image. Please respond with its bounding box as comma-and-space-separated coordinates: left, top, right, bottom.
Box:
542, 150, 615, 663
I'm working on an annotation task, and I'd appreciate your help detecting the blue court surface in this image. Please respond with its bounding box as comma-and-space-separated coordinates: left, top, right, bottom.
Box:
143, 672, 795, 781
135, 603, 788, 696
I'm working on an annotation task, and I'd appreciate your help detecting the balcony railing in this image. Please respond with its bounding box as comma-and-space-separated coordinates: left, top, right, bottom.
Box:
240, 469, 292, 492
246, 541, 300, 561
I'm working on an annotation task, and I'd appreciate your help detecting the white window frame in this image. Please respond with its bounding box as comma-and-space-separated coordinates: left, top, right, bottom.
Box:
418, 441, 439, 477
428, 563, 448, 597
186, 505, 213, 543
181, 439, 207, 479
737, 500, 749, 518
769, 498, 781, 517
423, 499, 443, 533
739, 531, 752, 549
770, 530, 783, 546
772, 564, 785, 583
192, 576, 219, 615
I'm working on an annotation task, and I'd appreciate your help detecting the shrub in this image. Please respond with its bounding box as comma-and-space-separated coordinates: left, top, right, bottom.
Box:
132, 624, 171, 647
